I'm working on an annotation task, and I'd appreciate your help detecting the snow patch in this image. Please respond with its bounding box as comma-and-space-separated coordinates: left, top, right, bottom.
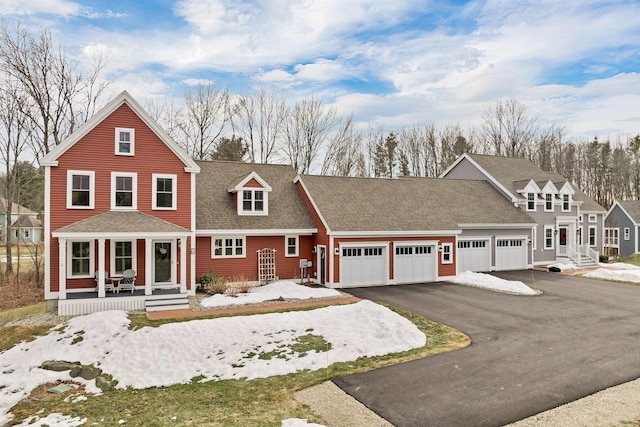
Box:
446, 271, 538, 295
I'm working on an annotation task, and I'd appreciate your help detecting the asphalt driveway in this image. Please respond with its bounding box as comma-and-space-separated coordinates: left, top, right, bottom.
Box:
334, 270, 640, 426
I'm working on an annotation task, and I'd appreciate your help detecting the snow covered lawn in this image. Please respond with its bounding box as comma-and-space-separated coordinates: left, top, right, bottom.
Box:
200, 280, 342, 308
445, 271, 539, 295
584, 263, 640, 283
0, 300, 425, 425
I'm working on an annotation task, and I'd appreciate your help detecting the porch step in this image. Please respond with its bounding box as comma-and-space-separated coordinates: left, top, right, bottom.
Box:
145, 296, 190, 312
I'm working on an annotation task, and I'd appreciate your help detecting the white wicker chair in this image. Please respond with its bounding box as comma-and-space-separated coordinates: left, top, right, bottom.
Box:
119, 269, 137, 293
94, 270, 114, 293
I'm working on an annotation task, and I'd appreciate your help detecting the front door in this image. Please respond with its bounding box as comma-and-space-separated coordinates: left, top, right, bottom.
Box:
318, 246, 326, 285
559, 227, 568, 255
154, 241, 173, 285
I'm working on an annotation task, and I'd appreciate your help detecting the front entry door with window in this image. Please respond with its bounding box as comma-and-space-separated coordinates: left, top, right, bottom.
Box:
154, 242, 172, 284
559, 227, 568, 255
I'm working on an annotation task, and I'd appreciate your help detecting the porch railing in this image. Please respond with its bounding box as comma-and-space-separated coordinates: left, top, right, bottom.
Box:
567, 245, 599, 266
566, 246, 582, 266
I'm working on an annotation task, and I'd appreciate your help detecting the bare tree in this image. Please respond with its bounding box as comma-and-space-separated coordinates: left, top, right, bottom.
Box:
233, 88, 286, 163
175, 83, 233, 160
481, 99, 538, 157
281, 96, 338, 173
321, 115, 366, 176
0, 20, 109, 162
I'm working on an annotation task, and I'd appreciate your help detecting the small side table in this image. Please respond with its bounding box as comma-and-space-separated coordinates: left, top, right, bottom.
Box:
111, 278, 123, 294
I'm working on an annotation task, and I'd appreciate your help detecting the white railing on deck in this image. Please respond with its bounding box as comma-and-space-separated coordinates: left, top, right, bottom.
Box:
567, 246, 581, 266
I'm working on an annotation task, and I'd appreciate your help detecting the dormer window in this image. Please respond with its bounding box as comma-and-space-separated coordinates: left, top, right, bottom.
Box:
115, 128, 135, 156
562, 194, 570, 212
527, 193, 536, 211
243, 189, 264, 212
544, 193, 553, 211
228, 171, 272, 216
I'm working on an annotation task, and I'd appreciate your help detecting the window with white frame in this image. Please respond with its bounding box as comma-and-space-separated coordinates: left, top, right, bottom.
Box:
544, 194, 553, 211
241, 189, 266, 214
624, 227, 630, 241
544, 226, 554, 249
115, 128, 135, 155
111, 172, 137, 209
212, 237, 245, 258
112, 241, 135, 275
578, 226, 583, 245
285, 236, 298, 257
67, 170, 95, 209
532, 227, 537, 250
562, 194, 571, 212
153, 174, 176, 210
588, 214, 597, 223
527, 193, 536, 211
589, 226, 596, 246
69, 241, 92, 277
441, 243, 453, 264
613, 228, 619, 246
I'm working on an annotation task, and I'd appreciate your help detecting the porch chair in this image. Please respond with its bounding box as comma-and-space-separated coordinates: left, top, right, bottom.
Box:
94, 270, 115, 293
119, 269, 137, 293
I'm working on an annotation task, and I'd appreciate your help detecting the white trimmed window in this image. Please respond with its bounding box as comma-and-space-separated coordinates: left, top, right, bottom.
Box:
153, 174, 177, 210
562, 194, 571, 212
111, 240, 136, 276
111, 172, 137, 210
115, 128, 135, 156
241, 189, 266, 214
212, 237, 245, 258
544, 226, 554, 249
67, 170, 95, 209
544, 194, 553, 211
624, 227, 630, 241
589, 226, 597, 246
588, 214, 597, 223
527, 193, 536, 211
285, 235, 298, 257
441, 243, 453, 264
68, 241, 93, 278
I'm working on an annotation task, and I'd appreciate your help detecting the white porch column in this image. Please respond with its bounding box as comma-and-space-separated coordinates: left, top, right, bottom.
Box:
180, 237, 187, 294
58, 238, 67, 299
97, 238, 106, 298
145, 238, 153, 296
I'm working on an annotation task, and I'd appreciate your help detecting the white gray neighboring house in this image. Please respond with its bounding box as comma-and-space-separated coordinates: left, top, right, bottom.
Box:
0, 197, 43, 244
441, 153, 606, 266
604, 200, 640, 257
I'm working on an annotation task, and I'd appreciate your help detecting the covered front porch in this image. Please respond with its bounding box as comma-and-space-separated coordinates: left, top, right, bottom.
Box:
52, 211, 194, 315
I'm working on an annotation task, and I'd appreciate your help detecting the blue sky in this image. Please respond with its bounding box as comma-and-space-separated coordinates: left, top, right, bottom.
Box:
2, 0, 640, 140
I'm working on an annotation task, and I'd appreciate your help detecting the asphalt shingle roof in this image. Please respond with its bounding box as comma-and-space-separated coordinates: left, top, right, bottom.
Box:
196, 161, 316, 231
0, 197, 37, 215
54, 211, 189, 234
299, 174, 535, 232
618, 200, 640, 223
468, 154, 605, 212
12, 215, 41, 228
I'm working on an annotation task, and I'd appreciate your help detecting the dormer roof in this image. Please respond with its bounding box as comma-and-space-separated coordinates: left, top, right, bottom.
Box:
227, 171, 273, 193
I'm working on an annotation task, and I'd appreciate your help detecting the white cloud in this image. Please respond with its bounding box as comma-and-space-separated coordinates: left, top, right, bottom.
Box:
0, 0, 81, 16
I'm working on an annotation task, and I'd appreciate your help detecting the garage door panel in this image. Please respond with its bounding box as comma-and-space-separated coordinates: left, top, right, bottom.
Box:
495, 239, 527, 271
395, 245, 436, 284
341, 246, 386, 286
458, 240, 491, 272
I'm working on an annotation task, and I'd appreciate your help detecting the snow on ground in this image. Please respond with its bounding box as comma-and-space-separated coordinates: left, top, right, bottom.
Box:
0, 300, 424, 425
547, 262, 580, 271
282, 419, 325, 427
17, 413, 87, 426
585, 264, 640, 283
445, 271, 538, 295
200, 280, 342, 308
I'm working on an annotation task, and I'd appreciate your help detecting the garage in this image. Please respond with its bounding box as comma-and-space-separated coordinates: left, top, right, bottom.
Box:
340, 246, 387, 286
495, 239, 527, 270
395, 244, 437, 284
457, 240, 491, 272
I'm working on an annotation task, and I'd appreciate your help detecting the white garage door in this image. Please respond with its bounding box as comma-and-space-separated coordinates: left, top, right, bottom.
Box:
395, 245, 437, 284
495, 239, 527, 270
341, 246, 386, 286
457, 240, 491, 272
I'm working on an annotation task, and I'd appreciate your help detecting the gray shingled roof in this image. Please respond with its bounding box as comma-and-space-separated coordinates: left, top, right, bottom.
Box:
54, 211, 189, 234
12, 215, 41, 228
299, 175, 535, 232
0, 197, 37, 215
618, 200, 640, 223
468, 154, 605, 212
196, 161, 317, 231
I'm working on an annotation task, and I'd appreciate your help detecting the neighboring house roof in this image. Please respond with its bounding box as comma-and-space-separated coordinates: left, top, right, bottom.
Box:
40, 91, 200, 174
298, 174, 535, 233
614, 200, 640, 224
458, 154, 606, 212
196, 161, 317, 232
52, 211, 189, 235
0, 197, 37, 216
12, 215, 42, 228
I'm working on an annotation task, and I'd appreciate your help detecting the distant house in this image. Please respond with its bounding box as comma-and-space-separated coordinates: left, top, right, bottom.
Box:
604, 200, 640, 257
0, 197, 42, 244
442, 153, 606, 266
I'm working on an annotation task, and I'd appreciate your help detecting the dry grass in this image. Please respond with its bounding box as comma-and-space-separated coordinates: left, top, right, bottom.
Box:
0, 270, 44, 311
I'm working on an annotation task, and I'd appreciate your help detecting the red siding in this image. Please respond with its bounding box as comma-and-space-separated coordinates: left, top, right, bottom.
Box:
244, 178, 264, 188
333, 235, 457, 283
49, 103, 193, 292
196, 235, 314, 282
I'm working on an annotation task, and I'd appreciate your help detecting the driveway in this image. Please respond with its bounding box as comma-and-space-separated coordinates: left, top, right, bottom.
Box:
334, 270, 640, 426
